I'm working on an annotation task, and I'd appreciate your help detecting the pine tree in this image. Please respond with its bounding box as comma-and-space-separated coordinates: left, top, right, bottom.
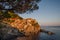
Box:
0, 0, 41, 19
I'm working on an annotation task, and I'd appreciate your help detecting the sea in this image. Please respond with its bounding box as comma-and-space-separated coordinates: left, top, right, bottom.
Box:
39, 26, 60, 40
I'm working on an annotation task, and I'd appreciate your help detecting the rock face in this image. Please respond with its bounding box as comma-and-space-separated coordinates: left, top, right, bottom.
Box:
0, 23, 25, 40
0, 16, 40, 40
3, 18, 40, 35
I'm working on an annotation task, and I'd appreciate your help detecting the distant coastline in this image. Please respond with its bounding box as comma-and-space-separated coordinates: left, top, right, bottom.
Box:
41, 26, 60, 27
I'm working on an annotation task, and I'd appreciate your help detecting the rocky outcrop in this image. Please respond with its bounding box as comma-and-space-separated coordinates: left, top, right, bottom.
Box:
2, 17, 40, 36
0, 15, 40, 40
0, 22, 25, 40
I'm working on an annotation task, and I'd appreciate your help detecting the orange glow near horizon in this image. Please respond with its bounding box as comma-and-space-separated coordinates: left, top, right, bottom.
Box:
40, 22, 60, 26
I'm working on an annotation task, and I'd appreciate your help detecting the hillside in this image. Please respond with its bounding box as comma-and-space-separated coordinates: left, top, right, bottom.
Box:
0, 11, 40, 40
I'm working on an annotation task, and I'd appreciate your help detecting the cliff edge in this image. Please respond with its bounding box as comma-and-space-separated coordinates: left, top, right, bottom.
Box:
0, 12, 40, 40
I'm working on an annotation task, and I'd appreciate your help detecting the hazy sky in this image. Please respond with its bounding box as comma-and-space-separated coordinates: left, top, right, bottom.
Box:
20, 0, 60, 26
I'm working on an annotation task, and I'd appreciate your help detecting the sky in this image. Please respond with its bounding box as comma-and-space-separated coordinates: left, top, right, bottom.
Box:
20, 0, 60, 26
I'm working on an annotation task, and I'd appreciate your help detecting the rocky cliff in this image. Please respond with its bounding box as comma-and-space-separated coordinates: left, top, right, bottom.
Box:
0, 14, 40, 40
2, 17, 40, 35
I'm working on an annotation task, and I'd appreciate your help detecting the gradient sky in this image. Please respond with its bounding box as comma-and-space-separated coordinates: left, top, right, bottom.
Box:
20, 0, 60, 26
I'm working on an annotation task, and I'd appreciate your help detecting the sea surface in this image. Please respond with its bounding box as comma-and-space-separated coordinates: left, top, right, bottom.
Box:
39, 26, 60, 40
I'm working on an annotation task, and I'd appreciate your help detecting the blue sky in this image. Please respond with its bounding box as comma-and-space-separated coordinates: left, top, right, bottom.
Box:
20, 0, 60, 26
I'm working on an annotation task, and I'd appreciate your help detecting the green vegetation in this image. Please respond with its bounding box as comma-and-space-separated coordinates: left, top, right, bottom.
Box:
0, 0, 41, 29
7, 20, 15, 22
0, 0, 41, 21
0, 24, 2, 28
0, 23, 5, 28
32, 22, 39, 27
0, 11, 23, 20
0, 0, 41, 13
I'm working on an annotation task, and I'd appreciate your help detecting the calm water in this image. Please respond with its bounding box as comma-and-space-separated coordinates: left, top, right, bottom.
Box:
39, 26, 60, 40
